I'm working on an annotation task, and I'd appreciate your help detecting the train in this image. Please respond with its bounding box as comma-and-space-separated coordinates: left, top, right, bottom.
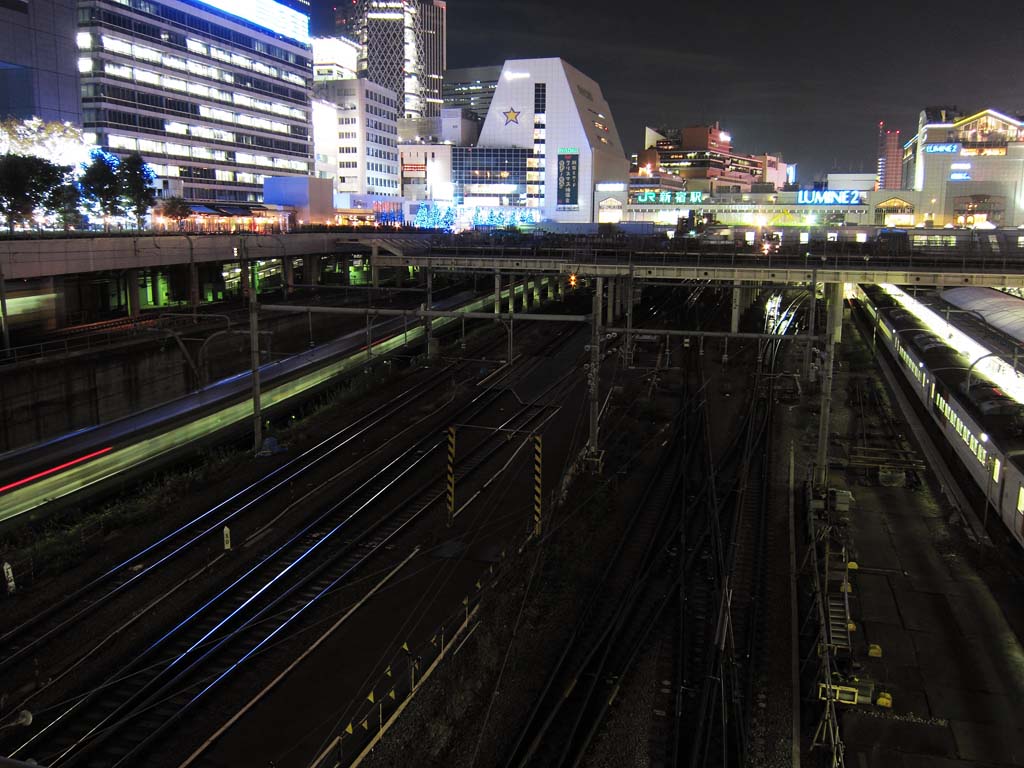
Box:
855, 283, 1024, 550
679, 225, 1024, 260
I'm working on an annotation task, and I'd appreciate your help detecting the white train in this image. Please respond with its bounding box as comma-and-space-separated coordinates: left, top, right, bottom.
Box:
856, 284, 1024, 549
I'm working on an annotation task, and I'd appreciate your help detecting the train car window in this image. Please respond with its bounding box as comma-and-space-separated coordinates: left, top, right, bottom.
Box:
1017, 485, 1024, 514
993, 458, 1001, 483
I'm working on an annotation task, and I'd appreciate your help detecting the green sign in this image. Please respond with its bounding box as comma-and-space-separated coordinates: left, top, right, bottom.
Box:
557, 147, 579, 155
634, 190, 704, 205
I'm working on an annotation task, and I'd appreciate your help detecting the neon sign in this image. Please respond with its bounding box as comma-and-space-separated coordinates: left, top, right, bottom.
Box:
796, 190, 864, 205
634, 190, 704, 205
925, 143, 961, 154
949, 172, 971, 181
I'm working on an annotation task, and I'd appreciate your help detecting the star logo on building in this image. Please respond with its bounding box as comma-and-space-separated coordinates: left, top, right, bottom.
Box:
502, 107, 521, 126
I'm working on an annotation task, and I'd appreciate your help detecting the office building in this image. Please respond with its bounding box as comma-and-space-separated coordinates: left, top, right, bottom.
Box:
877, 121, 903, 189
77, 0, 313, 203
902, 107, 1024, 227
0, 0, 80, 123
312, 35, 359, 81
353, 0, 445, 120
418, 0, 445, 117
443, 65, 499, 119
313, 78, 399, 198
332, 0, 358, 36
398, 106, 479, 145
638, 124, 774, 194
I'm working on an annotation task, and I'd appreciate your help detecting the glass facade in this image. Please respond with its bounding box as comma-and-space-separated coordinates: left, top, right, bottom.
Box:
452, 146, 529, 206
78, 0, 312, 203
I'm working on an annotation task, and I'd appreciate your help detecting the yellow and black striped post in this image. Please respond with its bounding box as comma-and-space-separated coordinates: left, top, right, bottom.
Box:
446, 426, 456, 527
533, 434, 543, 537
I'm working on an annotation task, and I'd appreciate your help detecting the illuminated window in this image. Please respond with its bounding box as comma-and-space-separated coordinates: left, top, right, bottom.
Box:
108, 135, 137, 150
993, 457, 1001, 483
78, 57, 93, 74
133, 44, 161, 63
1018, 486, 1024, 514
76, 32, 91, 50
160, 55, 185, 71
104, 63, 133, 79
134, 69, 160, 85
101, 35, 132, 56
186, 39, 208, 55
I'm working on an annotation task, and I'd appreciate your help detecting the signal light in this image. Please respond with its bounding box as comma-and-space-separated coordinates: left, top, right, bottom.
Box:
568, 273, 578, 289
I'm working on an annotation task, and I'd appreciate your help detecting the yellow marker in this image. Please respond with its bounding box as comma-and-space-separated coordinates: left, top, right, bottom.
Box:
876, 692, 893, 708
868, 644, 883, 658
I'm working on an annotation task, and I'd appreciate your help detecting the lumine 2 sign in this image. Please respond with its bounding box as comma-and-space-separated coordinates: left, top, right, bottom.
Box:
796, 190, 865, 205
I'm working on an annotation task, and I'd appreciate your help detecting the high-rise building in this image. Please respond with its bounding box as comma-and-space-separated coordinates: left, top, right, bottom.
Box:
353, 0, 445, 120
877, 121, 903, 190
0, 0, 80, 123
418, 1, 445, 117
332, 0, 359, 36
77, 0, 313, 202
443, 65, 500, 118
313, 78, 399, 197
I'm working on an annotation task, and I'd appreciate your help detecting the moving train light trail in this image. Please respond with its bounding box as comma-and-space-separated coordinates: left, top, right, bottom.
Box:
0, 446, 113, 494
879, 283, 1024, 403
0, 285, 531, 526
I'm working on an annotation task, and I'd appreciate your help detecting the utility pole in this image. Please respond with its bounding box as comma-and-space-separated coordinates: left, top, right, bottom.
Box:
0, 265, 10, 355
249, 297, 262, 454
588, 277, 603, 454
814, 282, 839, 487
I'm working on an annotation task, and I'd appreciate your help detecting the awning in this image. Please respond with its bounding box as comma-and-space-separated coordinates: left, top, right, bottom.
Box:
189, 205, 220, 215
215, 206, 256, 216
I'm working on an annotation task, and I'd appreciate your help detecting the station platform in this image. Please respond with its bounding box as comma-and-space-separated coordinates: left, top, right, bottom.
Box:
789, 309, 1024, 766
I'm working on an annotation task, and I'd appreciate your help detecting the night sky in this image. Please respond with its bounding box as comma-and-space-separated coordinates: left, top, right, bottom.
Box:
315, 0, 1024, 181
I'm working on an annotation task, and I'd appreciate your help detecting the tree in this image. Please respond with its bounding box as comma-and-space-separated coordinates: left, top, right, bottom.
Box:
441, 206, 455, 232
79, 149, 123, 227
47, 181, 85, 232
118, 152, 156, 227
158, 196, 192, 230
0, 154, 67, 233
0, 118, 90, 167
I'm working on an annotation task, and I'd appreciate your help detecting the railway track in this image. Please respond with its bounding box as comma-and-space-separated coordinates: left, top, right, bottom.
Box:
6, 322, 584, 767
509, 287, 795, 768
0, 368, 458, 686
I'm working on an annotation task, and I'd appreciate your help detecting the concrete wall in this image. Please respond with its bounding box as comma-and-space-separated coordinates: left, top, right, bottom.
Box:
0, 308, 376, 451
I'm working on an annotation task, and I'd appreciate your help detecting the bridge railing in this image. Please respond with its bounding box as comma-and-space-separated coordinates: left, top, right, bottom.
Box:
423, 240, 1021, 274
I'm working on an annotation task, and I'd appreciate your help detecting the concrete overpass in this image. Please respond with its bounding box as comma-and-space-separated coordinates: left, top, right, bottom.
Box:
1, 233, 1023, 287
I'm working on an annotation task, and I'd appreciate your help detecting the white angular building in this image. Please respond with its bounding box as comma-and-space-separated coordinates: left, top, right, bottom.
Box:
476, 58, 628, 224
402, 57, 629, 225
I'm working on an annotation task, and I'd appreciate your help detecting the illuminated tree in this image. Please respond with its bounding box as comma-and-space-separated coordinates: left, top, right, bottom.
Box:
158, 196, 192, 230
79, 149, 123, 227
0, 154, 68, 233
0, 118, 91, 168
441, 206, 455, 232
119, 152, 157, 227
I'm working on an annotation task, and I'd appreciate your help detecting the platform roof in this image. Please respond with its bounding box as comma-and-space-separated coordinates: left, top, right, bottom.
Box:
941, 286, 1024, 345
